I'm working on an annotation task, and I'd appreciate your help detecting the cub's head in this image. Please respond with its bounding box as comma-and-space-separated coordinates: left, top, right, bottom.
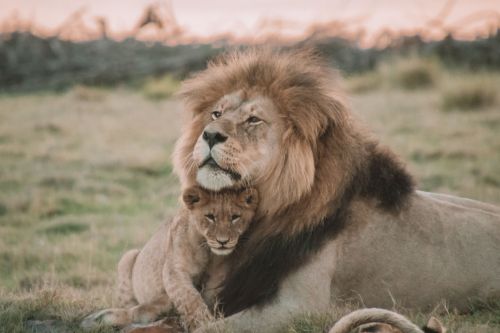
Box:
182, 186, 258, 255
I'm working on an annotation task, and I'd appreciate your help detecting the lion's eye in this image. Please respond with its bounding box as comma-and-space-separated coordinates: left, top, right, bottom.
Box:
246, 116, 262, 125
231, 215, 241, 223
205, 214, 215, 223
211, 111, 222, 120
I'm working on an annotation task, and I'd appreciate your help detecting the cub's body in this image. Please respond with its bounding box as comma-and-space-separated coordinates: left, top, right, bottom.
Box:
129, 217, 209, 305
82, 187, 258, 330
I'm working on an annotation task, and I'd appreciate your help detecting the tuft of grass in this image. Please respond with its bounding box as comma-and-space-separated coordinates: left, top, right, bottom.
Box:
38, 177, 75, 190
0, 202, 7, 216
345, 71, 381, 94
286, 312, 334, 333
71, 85, 108, 102
142, 75, 180, 100
380, 57, 438, 90
42, 222, 89, 236
441, 76, 497, 111
0, 288, 116, 333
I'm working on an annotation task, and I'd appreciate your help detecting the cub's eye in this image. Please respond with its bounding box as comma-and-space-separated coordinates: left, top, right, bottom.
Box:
211, 111, 222, 120
231, 215, 241, 223
246, 116, 262, 125
205, 214, 215, 222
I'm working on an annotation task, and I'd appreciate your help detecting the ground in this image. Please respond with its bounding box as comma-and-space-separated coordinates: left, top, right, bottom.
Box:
0, 75, 499, 332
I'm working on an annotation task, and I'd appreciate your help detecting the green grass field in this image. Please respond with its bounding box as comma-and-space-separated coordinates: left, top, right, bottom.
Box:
1, 68, 499, 332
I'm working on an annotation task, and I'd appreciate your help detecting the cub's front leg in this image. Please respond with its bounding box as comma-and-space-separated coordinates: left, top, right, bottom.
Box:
81, 296, 173, 328
164, 263, 214, 330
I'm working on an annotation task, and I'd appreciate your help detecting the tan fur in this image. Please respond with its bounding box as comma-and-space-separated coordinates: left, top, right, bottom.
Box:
81, 188, 258, 330
328, 308, 445, 333
116, 249, 140, 307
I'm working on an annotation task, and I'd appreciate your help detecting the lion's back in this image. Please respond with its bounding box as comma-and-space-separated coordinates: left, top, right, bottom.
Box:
331, 191, 500, 310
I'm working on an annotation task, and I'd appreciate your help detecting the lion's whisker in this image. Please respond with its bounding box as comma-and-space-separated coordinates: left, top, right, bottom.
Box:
182, 153, 196, 173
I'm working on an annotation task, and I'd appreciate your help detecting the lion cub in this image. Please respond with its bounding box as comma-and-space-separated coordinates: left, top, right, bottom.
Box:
166, 186, 258, 328
82, 186, 258, 331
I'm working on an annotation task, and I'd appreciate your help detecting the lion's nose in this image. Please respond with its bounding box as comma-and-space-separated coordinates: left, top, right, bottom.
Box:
203, 131, 227, 149
216, 237, 229, 246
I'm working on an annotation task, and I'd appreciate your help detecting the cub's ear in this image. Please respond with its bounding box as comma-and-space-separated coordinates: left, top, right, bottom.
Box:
182, 186, 208, 210
238, 188, 259, 208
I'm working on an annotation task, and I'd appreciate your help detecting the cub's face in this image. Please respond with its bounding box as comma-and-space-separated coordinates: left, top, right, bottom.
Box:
182, 186, 258, 255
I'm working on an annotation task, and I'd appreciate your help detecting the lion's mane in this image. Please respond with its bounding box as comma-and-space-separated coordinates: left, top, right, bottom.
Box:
173, 48, 414, 315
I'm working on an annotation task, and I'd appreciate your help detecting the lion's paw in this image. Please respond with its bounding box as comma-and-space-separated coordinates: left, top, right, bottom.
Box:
81, 308, 131, 329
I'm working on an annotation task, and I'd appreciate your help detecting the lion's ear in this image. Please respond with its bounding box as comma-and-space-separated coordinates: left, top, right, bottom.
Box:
238, 188, 259, 209
182, 186, 208, 210
423, 316, 446, 333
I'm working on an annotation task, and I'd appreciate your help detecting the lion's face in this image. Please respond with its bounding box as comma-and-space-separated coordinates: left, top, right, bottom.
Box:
192, 91, 283, 191
182, 186, 258, 255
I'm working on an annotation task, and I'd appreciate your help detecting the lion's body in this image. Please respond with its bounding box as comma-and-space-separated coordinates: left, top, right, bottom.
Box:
172, 49, 500, 332
200, 191, 499, 333
332, 191, 500, 310
83, 48, 500, 333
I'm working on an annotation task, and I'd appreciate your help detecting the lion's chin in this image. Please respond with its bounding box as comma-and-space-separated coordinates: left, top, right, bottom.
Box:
210, 247, 234, 256
196, 165, 235, 191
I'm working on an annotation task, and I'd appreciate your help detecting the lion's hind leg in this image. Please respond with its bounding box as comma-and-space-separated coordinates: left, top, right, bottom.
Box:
116, 249, 140, 307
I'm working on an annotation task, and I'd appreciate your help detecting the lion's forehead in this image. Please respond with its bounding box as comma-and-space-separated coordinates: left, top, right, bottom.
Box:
217, 91, 245, 110
216, 92, 276, 117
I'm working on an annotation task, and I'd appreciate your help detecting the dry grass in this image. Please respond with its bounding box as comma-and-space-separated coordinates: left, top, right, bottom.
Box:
344, 71, 381, 94
345, 57, 439, 94
440, 73, 498, 111
1, 75, 500, 332
141, 75, 181, 100
346, 57, 499, 113
385, 57, 438, 90
0, 88, 182, 332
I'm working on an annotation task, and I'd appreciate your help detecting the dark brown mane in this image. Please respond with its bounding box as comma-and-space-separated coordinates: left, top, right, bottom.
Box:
217, 141, 414, 316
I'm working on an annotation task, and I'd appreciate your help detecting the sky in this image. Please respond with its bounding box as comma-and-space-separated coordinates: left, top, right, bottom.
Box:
1, 0, 499, 43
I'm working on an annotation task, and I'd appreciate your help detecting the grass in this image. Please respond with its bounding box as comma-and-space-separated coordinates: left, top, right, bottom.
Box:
345, 57, 499, 113
440, 73, 497, 111
345, 56, 439, 93
1, 69, 500, 332
141, 75, 181, 100
386, 57, 437, 90
71, 85, 110, 102
0, 88, 182, 332
344, 71, 381, 94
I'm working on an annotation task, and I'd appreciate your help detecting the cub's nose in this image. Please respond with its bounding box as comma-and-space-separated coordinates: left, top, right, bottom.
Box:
216, 237, 229, 246
203, 131, 227, 149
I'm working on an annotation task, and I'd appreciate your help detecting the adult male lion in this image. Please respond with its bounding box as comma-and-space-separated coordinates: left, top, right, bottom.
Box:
171, 48, 500, 333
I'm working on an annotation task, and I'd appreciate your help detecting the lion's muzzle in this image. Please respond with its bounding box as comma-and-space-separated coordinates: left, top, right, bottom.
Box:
194, 128, 243, 190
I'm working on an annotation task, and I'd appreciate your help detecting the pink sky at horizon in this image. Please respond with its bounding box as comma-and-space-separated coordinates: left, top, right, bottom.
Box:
1, 0, 499, 43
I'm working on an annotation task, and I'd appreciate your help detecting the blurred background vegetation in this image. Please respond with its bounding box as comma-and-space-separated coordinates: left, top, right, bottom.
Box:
0, 1, 500, 332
